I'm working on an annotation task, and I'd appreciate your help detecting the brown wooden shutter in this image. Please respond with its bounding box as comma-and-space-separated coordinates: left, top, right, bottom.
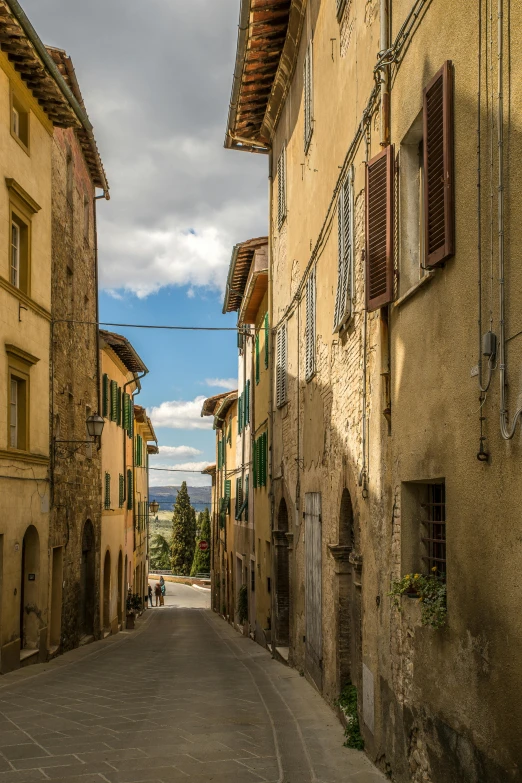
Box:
365, 145, 394, 311
423, 60, 454, 267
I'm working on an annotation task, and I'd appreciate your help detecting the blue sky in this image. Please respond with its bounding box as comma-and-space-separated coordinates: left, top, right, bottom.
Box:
21, 0, 269, 487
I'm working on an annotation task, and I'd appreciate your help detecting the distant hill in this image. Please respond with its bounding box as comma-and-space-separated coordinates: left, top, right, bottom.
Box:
150, 485, 211, 513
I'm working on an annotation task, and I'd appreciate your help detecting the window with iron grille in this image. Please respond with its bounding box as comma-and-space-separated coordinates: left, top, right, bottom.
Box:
421, 483, 446, 579
104, 472, 111, 510
304, 40, 314, 153
277, 145, 287, 229
305, 268, 316, 381
334, 169, 354, 332
276, 323, 287, 408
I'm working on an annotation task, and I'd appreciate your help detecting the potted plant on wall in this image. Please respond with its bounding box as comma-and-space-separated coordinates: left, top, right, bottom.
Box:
126, 593, 142, 629
389, 568, 447, 628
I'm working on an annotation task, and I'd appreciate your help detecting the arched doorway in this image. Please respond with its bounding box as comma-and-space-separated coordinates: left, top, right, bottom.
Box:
103, 550, 111, 631
334, 488, 361, 692
20, 525, 40, 650
80, 521, 95, 637
274, 498, 290, 646
117, 552, 123, 625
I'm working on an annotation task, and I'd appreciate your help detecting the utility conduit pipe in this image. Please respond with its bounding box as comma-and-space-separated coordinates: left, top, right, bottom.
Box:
497, 0, 522, 439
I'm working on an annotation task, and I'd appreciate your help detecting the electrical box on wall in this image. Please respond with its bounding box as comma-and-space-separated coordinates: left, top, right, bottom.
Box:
482, 331, 497, 357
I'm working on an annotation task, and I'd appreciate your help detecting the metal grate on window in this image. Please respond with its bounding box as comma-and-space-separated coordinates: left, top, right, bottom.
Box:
421, 483, 446, 579
276, 323, 288, 407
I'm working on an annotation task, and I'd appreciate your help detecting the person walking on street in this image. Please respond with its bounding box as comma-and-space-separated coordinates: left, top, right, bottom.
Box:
148, 584, 153, 607
154, 583, 161, 607
160, 575, 166, 606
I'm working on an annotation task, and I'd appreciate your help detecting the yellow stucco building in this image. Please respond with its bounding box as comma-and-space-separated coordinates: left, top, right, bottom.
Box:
0, 2, 100, 674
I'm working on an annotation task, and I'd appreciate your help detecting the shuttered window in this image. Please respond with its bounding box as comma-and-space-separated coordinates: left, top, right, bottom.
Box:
277, 144, 287, 229
245, 380, 250, 426
127, 469, 133, 510
122, 392, 131, 431
117, 387, 122, 426
119, 474, 124, 508
129, 400, 134, 439
224, 479, 231, 513
110, 380, 118, 422
365, 145, 394, 311
253, 439, 258, 488
264, 313, 269, 368
238, 395, 243, 435
102, 374, 109, 417
135, 434, 143, 467
227, 423, 232, 445
305, 268, 316, 382
255, 333, 260, 384
276, 323, 288, 408
334, 168, 354, 331
260, 432, 267, 487
104, 472, 111, 510
304, 40, 314, 153
235, 477, 243, 518
423, 60, 454, 267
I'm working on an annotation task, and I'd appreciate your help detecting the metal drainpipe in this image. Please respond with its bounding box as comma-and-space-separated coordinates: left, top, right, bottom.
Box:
267, 153, 275, 636
380, 0, 390, 146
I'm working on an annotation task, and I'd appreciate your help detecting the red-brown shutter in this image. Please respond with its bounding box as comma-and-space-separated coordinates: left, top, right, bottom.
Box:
423, 60, 454, 267
365, 145, 394, 311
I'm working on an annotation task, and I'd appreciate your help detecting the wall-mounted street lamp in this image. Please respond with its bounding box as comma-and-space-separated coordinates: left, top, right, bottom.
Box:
149, 500, 159, 515
86, 413, 104, 438
54, 412, 105, 456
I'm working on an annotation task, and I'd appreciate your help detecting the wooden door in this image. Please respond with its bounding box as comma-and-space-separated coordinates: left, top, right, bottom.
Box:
305, 492, 322, 689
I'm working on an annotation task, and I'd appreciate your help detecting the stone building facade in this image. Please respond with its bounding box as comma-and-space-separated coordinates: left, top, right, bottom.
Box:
224, 0, 522, 781
48, 47, 109, 654
0, 3, 101, 674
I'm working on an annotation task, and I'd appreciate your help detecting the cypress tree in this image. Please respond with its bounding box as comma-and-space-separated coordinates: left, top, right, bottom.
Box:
171, 482, 196, 575
190, 507, 211, 576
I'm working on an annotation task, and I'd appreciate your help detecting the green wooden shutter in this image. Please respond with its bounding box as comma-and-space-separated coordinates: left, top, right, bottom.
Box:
260, 433, 267, 487
122, 393, 130, 431
255, 334, 260, 384
117, 387, 122, 426
102, 374, 109, 417
110, 380, 117, 421
245, 381, 250, 426
238, 395, 243, 434
244, 474, 249, 521
253, 439, 257, 488
235, 477, 242, 518
127, 469, 133, 510
129, 400, 134, 439
264, 313, 269, 369
225, 479, 231, 513
104, 472, 111, 509
119, 474, 124, 507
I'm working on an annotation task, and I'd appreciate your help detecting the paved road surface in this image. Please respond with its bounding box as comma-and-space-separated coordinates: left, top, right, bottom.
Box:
148, 579, 210, 610
0, 604, 386, 783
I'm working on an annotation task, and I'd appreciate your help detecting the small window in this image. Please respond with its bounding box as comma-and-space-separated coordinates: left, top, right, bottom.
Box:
336, 0, 347, 19
304, 40, 314, 153
277, 145, 287, 228
305, 268, 316, 381
421, 483, 446, 579
10, 214, 29, 293
276, 323, 288, 407
9, 374, 27, 451
11, 93, 29, 150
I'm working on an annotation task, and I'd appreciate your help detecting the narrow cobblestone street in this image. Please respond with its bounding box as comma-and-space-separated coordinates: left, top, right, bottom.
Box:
0, 588, 385, 783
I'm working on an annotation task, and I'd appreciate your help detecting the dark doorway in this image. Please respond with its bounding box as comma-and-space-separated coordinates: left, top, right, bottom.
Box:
103, 550, 111, 631
274, 498, 290, 646
20, 525, 40, 650
305, 493, 322, 690
117, 551, 123, 625
80, 520, 95, 637
338, 489, 355, 687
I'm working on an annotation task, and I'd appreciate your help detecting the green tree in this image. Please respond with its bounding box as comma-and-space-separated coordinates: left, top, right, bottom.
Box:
191, 507, 211, 575
150, 533, 172, 570
171, 482, 197, 575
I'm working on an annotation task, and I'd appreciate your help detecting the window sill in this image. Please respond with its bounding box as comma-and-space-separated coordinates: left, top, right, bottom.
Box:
0, 276, 51, 321
394, 271, 435, 309
0, 448, 49, 465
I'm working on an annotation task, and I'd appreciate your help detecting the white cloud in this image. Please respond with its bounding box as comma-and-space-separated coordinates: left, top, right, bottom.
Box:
148, 460, 213, 488
205, 377, 237, 391
148, 396, 211, 430
157, 445, 203, 459
99, 224, 230, 299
